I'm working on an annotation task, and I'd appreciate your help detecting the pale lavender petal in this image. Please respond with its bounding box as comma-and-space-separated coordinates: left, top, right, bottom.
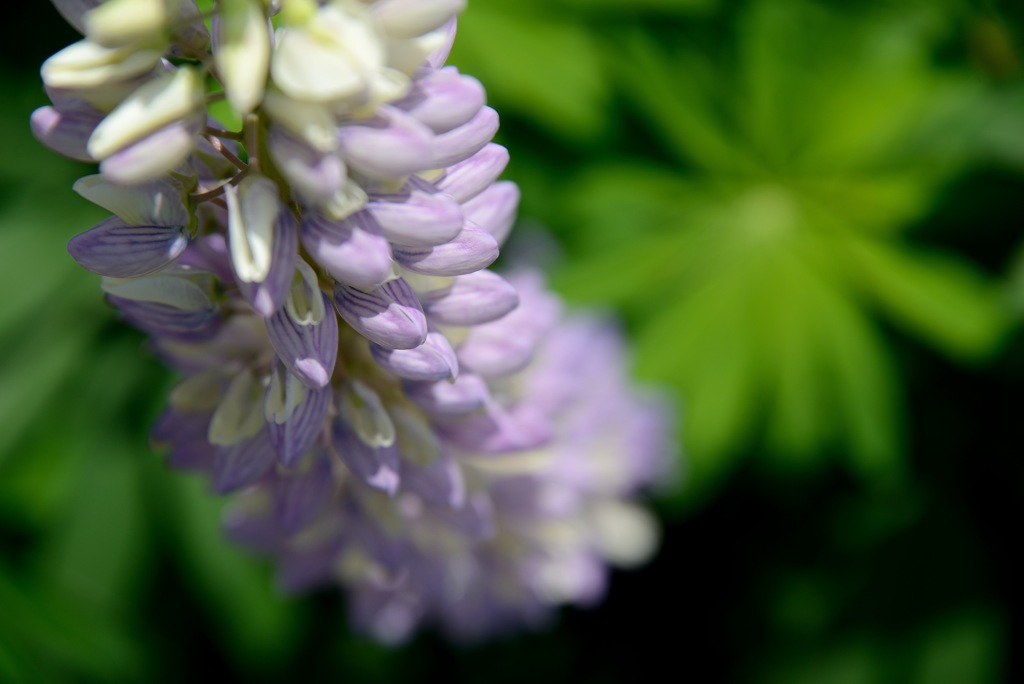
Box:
30, 105, 101, 162
269, 126, 346, 204
52, 0, 101, 34
238, 208, 298, 317
178, 233, 235, 284
266, 292, 338, 389
100, 117, 202, 185
168, 0, 210, 59
400, 451, 465, 508
333, 278, 428, 350
301, 213, 393, 287
279, 543, 343, 594
426, 18, 458, 70
406, 373, 488, 417
454, 271, 561, 376
432, 492, 494, 540
393, 222, 498, 276
337, 107, 434, 179
456, 329, 535, 378
366, 177, 463, 247
420, 270, 518, 326
152, 409, 216, 473
462, 181, 519, 246
223, 506, 283, 553
67, 217, 189, 278
434, 143, 509, 203
431, 106, 499, 168
397, 67, 485, 134
440, 402, 552, 454
373, 0, 465, 40
350, 589, 423, 646
273, 453, 334, 534
332, 419, 401, 494
370, 331, 458, 382
268, 385, 332, 467
108, 294, 219, 339
213, 429, 276, 493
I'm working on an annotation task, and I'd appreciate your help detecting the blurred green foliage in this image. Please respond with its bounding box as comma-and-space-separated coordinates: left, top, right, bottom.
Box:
2, 0, 1022, 681
454, 0, 1020, 506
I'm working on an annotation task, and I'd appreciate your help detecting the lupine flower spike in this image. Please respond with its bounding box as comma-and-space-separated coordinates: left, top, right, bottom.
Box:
37, 0, 674, 641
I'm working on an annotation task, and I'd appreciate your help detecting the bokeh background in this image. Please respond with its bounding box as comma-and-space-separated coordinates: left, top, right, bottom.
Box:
2, 0, 1024, 681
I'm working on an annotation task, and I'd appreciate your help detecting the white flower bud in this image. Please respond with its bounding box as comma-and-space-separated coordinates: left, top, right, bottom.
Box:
85, 0, 169, 48
209, 369, 267, 446
215, 0, 271, 115
373, 0, 465, 40
339, 380, 396, 449
271, 3, 385, 103
262, 89, 338, 152
88, 66, 204, 160
588, 501, 660, 568
41, 39, 164, 90
73, 174, 190, 227
101, 270, 214, 312
265, 363, 310, 424
225, 176, 282, 284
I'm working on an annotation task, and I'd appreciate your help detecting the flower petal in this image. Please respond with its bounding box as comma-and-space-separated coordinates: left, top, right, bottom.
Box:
333, 278, 428, 350
374, 0, 465, 40
273, 453, 334, 533
301, 213, 393, 287
266, 373, 332, 467
232, 188, 299, 317
419, 270, 518, 326
366, 177, 463, 247
461, 180, 519, 247
214, 0, 271, 115
433, 143, 508, 203
213, 429, 277, 493
332, 419, 401, 495
337, 107, 435, 179
406, 373, 488, 417
30, 104, 101, 162
67, 216, 189, 278
392, 222, 497, 276
267, 290, 339, 389
431, 106, 498, 168
399, 451, 464, 508
269, 126, 347, 205
99, 116, 202, 185
396, 66, 484, 134
74, 174, 190, 227
370, 330, 458, 381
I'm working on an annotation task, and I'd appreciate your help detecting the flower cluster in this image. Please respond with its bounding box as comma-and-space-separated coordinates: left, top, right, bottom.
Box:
36, 0, 673, 641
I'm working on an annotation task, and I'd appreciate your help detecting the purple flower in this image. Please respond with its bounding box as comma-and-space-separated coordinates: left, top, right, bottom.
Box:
39, 0, 675, 645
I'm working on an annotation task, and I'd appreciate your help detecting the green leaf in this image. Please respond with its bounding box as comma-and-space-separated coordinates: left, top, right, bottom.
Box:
636, 244, 767, 506
616, 34, 755, 172
794, 172, 938, 236
755, 251, 832, 465
0, 567, 141, 682
912, 610, 1006, 684
160, 473, 303, 675
35, 447, 145, 613
841, 235, 1011, 361
450, 5, 608, 140
549, 0, 717, 13
806, 273, 903, 481
761, 638, 882, 684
